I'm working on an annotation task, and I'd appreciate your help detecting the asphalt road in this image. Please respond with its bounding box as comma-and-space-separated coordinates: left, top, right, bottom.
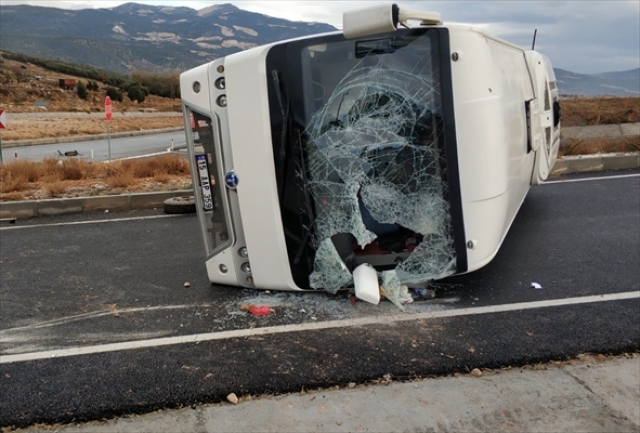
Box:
1, 170, 639, 428
1, 130, 186, 162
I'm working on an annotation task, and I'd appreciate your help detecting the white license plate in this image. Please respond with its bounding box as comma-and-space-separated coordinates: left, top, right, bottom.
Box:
196, 155, 214, 211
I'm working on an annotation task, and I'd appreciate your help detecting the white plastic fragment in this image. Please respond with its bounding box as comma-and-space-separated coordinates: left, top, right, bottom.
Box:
531, 282, 543, 290
353, 263, 380, 305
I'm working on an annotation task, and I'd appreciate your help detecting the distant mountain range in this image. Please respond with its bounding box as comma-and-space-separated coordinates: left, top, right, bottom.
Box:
554, 68, 639, 97
1, 3, 638, 97
0, 3, 336, 73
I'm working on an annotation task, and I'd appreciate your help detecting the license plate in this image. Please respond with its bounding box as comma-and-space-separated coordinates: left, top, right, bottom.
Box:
195, 154, 214, 211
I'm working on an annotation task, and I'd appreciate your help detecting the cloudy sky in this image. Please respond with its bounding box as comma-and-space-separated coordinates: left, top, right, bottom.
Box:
2, 0, 639, 74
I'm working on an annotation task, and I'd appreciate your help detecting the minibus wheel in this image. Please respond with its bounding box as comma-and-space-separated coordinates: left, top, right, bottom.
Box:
163, 196, 196, 214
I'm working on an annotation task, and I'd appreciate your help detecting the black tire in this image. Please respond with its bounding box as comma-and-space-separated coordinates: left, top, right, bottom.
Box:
163, 196, 197, 214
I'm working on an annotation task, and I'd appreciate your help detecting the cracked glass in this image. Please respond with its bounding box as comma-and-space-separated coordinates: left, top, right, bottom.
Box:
268, 29, 457, 306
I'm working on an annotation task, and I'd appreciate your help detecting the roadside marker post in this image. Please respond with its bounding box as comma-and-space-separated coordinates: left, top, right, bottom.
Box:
105, 96, 113, 161
0, 108, 6, 163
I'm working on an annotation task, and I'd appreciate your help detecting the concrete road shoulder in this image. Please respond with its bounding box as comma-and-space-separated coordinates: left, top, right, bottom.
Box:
0, 190, 192, 220
552, 153, 640, 174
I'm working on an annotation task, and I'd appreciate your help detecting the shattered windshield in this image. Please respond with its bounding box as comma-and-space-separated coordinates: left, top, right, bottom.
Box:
267, 29, 460, 307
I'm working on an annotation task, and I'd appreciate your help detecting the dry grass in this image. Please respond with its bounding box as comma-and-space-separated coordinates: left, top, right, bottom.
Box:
559, 135, 640, 157
107, 171, 135, 189
0, 155, 191, 201
153, 173, 171, 183
45, 181, 68, 197
0, 191, 25, 201
561, 97, 640, 127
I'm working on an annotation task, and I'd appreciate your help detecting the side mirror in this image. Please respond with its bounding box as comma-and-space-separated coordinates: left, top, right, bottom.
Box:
343, 3, 443, 39
343, 3, 399, 39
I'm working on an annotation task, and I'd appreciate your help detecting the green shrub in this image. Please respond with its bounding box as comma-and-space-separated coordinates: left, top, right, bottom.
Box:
105, 86, 123, 103
87, 80, 99, 91
127, 84, 147, 103
76, 81, 88, 99
130, 70, 180, 99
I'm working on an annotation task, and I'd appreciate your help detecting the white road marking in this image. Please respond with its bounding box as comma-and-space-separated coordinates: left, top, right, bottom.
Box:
117, 151, 173, 161
1, 291, 638, 364
0, 214, 185, 231
1, 304, 218, 332
543, 173, 639, 184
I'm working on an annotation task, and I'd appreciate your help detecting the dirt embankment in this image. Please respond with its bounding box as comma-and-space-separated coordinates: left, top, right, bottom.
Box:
0, 55, 184, 141
0, 54, 181, 113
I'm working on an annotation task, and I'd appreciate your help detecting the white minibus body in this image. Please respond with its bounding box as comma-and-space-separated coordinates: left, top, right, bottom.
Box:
180, 4, 561, 305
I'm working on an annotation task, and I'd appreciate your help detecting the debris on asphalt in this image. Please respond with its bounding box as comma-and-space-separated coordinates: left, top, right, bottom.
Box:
183, 282, 191, 288
411, 287, 436, 299
470, 368, 483, 377
240, 304, 274, 316
229, 289, 452, 324
57, 149, 79, 157
353, 263, 381, 305
181, 365, 199, 371
226, 393, 238, 405
531, 282, 543, 289
106, 303, 120, 318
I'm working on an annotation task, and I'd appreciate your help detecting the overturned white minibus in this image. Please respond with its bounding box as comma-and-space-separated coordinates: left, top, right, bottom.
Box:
179, 3, 561, 306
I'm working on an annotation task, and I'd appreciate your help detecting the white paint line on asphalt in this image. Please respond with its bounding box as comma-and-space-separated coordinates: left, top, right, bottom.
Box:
1, 291, 638, 364
2, 304, 218, 332
0, 214, 184, 231
543, 173, 639, 184
117, 151, 174, 161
